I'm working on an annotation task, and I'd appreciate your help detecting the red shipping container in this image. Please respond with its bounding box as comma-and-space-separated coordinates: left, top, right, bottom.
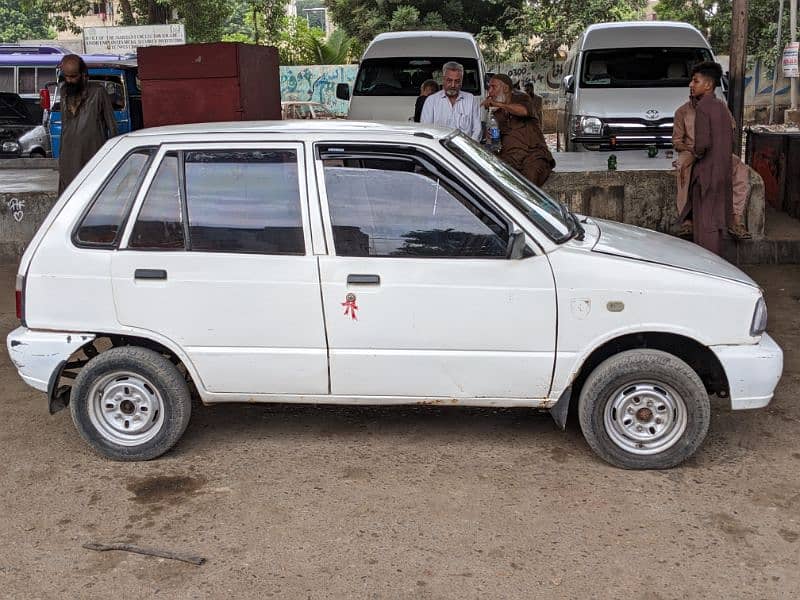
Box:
137, 42, 281, 128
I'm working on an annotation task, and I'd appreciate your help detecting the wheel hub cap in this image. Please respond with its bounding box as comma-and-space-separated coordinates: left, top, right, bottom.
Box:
88, 372, 165, 447
604, 382, 688, 456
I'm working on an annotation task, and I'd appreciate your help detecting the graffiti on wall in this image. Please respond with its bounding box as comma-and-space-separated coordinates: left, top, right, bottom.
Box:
280, 65, 358, 116
487, 61, 566, 93
278, 58, 793, 117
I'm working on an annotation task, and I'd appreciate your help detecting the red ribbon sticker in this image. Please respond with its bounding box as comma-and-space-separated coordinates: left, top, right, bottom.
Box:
342, 293, 358, 320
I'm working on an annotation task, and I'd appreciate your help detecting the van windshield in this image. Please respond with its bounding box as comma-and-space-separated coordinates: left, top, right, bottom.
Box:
354, 57, 481, 96
580, 47, 713, 88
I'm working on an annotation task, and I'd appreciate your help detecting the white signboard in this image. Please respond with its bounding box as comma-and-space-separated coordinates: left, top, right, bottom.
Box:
782, 42, 799, 78
83, 24, 185, 55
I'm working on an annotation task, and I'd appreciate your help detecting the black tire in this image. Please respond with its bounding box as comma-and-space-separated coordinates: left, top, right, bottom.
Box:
29, 149, 46, 158
70, 346, 192, 461
578, 349, 710, 469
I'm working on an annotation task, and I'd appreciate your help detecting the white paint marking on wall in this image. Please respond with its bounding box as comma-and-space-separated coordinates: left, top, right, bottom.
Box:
7, 197, 25, 222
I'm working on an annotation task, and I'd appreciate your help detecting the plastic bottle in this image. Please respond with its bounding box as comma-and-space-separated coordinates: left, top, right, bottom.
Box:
487, 109, 502, 153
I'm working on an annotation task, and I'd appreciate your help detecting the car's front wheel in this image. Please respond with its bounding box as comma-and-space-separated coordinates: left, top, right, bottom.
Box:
70, 346, 191, 461
578, 349, 711, 469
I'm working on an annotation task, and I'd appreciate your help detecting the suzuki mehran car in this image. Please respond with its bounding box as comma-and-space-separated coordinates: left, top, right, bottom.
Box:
6, 121, 783, 468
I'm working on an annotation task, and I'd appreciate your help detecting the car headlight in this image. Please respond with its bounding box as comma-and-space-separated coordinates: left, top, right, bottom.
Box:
2, 142, 20, 153
750, 296, 768, 336
572, 116, 603, 136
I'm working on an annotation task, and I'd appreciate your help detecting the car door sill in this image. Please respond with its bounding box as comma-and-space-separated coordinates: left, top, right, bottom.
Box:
198, 392, 553, 409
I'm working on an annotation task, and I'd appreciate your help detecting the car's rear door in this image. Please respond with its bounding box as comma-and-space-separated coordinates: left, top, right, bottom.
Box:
112, 141, 329, 396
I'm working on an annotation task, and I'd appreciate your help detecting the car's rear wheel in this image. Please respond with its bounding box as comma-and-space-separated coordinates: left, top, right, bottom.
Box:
578, 349, 710, 469
70, 347, 191, 461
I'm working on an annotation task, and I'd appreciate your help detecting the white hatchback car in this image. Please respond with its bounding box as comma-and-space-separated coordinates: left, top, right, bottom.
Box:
7, 121, 783, 468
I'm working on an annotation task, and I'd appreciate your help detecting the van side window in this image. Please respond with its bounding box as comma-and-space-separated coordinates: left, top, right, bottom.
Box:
184, 149, 305, 255
129, 152, 185, 250
74, 148, 153, 247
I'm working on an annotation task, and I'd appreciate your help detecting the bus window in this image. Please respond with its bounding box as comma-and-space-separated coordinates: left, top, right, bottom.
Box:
18, 67, 36, 94
37, 67, 57, 89
0, 67, 13, 92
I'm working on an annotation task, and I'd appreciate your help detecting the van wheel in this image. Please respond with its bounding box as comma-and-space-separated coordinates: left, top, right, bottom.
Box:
30, 149, 46, 158
578, 350, 710, 469
70, 347, 191, 461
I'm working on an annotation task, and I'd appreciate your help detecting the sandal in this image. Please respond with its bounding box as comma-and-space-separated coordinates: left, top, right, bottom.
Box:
727, 223, 752, 240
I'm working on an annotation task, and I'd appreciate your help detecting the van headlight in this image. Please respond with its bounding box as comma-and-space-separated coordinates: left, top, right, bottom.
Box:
2, 142, 20, 153
750, 296, 768, 337
572, 116, 603, 136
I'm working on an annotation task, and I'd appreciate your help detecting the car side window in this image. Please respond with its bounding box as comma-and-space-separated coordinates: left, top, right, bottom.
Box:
322, 152, 508, 258
129, 152, 185, 250
184, 150, 305, 254
74, 148, 153, 247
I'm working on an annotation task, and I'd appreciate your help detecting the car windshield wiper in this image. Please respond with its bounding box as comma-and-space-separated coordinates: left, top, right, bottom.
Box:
569, 210, 585, 241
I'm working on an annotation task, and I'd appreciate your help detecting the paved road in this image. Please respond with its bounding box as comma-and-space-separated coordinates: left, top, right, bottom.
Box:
0, 264, 798, 599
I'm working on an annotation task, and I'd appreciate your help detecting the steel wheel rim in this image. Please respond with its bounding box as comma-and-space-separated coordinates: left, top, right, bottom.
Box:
87, 371, 165, 446
604, 381, 688, 456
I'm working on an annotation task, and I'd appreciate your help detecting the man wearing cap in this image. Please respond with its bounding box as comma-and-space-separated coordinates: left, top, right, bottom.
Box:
482, 74, 555, 186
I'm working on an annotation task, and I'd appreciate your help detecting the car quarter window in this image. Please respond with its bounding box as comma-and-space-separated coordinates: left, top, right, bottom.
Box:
184, 149, 304, 254
320, 149, 509, 258
74, 148, 154, 247
129, 152, 185, 250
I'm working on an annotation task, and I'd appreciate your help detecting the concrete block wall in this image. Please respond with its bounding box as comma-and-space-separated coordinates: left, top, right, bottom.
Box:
542, 167, 766, 240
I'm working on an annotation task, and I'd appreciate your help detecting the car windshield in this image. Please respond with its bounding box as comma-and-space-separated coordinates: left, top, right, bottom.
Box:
354, 57, 481, 96
580, 47, 713, 88
444, 132, 573, 242
0, 93, 35, 124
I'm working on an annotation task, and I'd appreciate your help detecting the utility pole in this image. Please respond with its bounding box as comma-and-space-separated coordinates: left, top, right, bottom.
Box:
770, 0, 785, 123
729, 0, 748, 155
793, 0, 799, 111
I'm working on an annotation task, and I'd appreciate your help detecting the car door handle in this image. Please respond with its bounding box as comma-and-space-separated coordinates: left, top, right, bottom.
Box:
347, 274, 380, 285
134, 269, 167, 280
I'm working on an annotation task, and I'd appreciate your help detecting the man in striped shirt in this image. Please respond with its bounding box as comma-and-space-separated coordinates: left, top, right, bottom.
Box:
420, 61, 481, 141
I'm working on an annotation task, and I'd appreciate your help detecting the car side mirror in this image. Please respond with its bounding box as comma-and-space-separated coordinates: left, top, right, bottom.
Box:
336, 83, 351, 101
563, 74, 575, 94
506, 229, 527, 260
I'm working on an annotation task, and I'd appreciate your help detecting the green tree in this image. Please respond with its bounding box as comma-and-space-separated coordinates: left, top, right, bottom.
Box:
505, 0, 647, 62
0, 0, 53, 41
655, 0, 789, 65
323, 0, 524, 48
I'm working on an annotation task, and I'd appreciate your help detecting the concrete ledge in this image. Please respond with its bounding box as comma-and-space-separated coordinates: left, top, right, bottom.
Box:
0, 158, 57, 170
544, 152, 766, 240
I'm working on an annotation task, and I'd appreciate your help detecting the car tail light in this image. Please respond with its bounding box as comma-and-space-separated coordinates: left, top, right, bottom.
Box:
15, 273, 25, 325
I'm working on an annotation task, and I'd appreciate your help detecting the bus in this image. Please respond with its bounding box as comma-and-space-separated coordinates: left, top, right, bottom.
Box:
0, 45, 132, 119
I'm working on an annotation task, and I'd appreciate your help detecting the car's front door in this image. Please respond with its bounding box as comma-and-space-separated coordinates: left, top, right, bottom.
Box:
315, 143, 557, 400
112, 142, 328, 396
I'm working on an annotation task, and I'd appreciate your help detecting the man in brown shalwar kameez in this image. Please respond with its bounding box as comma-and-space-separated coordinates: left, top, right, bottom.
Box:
678, 62, 733, 255
58, 55, 117, 194
673, 94, 751, 239
482, 74, 555, 186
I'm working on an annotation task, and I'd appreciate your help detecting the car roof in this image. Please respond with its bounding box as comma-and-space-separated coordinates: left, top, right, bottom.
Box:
127, 120, 450, 139
582, 21, 710, 50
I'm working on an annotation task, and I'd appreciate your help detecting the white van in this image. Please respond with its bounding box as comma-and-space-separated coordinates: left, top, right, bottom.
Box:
557, 21, 721, 152
336, 31, 487, 122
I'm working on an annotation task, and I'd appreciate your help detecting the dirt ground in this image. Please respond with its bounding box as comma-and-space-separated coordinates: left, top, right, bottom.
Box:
0, 263, 798, 599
